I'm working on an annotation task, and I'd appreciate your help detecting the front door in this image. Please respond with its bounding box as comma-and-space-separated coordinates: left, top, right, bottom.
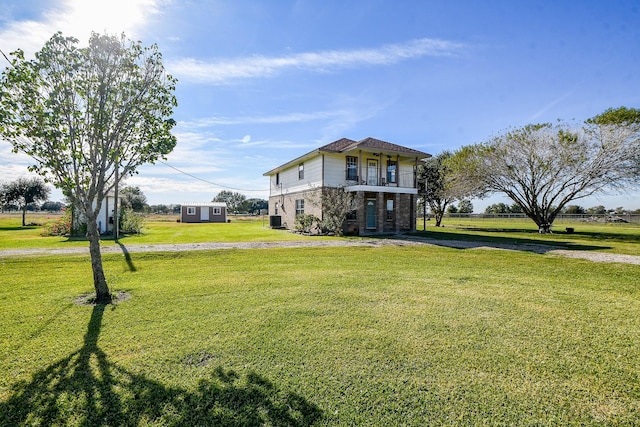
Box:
367, 159, 378, 186
366, 199, 377, 230
200, 207, 209, 221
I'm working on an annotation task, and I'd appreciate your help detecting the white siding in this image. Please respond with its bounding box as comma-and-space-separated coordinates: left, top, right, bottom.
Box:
277, 156, 322, 192
323, 154, 351, 187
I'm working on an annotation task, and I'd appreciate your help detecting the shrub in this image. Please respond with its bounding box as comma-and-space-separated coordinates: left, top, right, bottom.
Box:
120, 208, 145, 234
294, 214, 318, 234
42, 208, 72, 236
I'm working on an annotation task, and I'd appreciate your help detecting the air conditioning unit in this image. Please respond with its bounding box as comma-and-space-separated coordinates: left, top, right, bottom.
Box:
269, 215, 282, 228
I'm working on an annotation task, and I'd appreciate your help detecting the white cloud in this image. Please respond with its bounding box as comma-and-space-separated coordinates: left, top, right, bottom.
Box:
0, 0, 162, 59
181, 110, 349, 127
168, 38, 466, 84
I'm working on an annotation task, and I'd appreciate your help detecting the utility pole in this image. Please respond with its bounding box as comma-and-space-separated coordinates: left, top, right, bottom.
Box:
114, 152, 119, 240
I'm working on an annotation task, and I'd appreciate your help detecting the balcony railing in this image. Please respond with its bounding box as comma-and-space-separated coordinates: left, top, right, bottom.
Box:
344, 170, 416, 188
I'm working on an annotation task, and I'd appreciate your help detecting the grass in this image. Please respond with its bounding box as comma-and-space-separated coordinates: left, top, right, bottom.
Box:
1, 224, 639, 425
415, 217, 640, 256
0, 213, 334, 250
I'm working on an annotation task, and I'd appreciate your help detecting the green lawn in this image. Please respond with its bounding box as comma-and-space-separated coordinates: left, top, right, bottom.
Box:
0, 213, 335, 250
416, 216, 640, 256
1, 217, 639, 425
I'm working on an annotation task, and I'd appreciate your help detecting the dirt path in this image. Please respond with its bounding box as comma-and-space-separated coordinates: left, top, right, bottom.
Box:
1, 236, 639, 265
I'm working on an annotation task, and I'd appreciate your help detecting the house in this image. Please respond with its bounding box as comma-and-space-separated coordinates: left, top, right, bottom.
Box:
263, 137, 431, 234
72, 192, 122, 235
181, 202, 227, 223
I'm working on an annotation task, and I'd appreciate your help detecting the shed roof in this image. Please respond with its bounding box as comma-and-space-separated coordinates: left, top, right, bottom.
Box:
182, 202, 227, 207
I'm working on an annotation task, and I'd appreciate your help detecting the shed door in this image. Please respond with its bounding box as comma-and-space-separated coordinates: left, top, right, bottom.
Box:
200, 207, 209, 221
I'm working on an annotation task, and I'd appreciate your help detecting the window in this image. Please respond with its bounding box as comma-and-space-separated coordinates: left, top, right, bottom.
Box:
386, 160, 397, 184
276, 173, 280, 186
298, 163, 304, 180
346, 156, 358, 180
295, 199, 305, 215
187, 206, 196, 215
275, 202, 279, 215
213, 207, 221, 215
386, 199, 394, 220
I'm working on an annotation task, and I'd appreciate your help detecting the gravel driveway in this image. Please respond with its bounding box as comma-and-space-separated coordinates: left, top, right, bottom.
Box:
1, 236, 639, 265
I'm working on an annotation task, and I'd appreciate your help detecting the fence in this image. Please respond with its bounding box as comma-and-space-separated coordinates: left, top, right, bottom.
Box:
440, 213, 640, 224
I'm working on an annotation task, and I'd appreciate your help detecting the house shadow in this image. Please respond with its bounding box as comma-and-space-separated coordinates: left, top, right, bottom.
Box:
401, 229, 610, 254
0, 304, 322, 426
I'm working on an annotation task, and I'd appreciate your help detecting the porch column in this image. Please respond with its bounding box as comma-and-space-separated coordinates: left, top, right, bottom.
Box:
410, 194, 416, 231
356, 191, 366, 235
377, 192, 384, 232
395, 193, 401, 233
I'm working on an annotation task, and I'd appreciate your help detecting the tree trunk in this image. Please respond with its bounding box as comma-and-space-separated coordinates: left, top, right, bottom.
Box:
21, 207, 27, 226
86, 215, 111, 303
537, 221, 553, 234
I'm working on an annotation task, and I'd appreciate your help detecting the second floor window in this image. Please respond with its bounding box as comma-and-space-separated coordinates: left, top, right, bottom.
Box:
386, 160, 397, 184
298, 163, 304, 180
295, 199, 305, 215
346, 156, 358, 180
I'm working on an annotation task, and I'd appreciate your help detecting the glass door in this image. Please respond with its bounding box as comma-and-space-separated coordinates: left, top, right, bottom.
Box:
367, 159, 378, 186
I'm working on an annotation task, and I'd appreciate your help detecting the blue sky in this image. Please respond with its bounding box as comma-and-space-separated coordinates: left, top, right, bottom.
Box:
1, 0, 639, 211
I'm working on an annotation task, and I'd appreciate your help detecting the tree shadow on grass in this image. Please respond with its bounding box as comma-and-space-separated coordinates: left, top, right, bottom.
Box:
404, 229, 610, 254
116, 241, 137, 272
0, 304, 322, 426
0, 225, 39, 231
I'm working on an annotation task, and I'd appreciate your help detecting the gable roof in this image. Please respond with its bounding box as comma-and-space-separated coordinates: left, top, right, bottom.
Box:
264, 137, 431, 176
182, 202, 227, 207
319, 137, 430, 157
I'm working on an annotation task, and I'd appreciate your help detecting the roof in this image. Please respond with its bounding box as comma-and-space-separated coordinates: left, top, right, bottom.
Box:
182, 202, 227, 207
319, 137, 431, 157
263, 137, 431, 176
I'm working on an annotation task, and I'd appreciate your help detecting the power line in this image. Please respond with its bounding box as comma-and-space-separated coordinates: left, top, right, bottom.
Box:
0, 50, 267, 195
1, 48, 14, 67
158, 160, 269, 193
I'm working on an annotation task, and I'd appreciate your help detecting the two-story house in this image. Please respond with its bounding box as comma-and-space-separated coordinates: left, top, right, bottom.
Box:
263, 137, 431, 234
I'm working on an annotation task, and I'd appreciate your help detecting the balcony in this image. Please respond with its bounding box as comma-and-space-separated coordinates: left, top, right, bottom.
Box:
343, 170, 418, 194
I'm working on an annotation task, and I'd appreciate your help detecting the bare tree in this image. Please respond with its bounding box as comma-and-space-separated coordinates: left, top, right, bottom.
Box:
306, 186, 354, 236
458, 108, 640, 233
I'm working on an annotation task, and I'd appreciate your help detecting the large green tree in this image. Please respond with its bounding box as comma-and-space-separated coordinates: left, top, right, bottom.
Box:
120, 185, 148, 212
0, 177, 50, 225
417, 151, 455, 227
213, 190, 246, 214
457, 107, 640, 233
417, 150, 480, 227
0, 32, 177, 303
